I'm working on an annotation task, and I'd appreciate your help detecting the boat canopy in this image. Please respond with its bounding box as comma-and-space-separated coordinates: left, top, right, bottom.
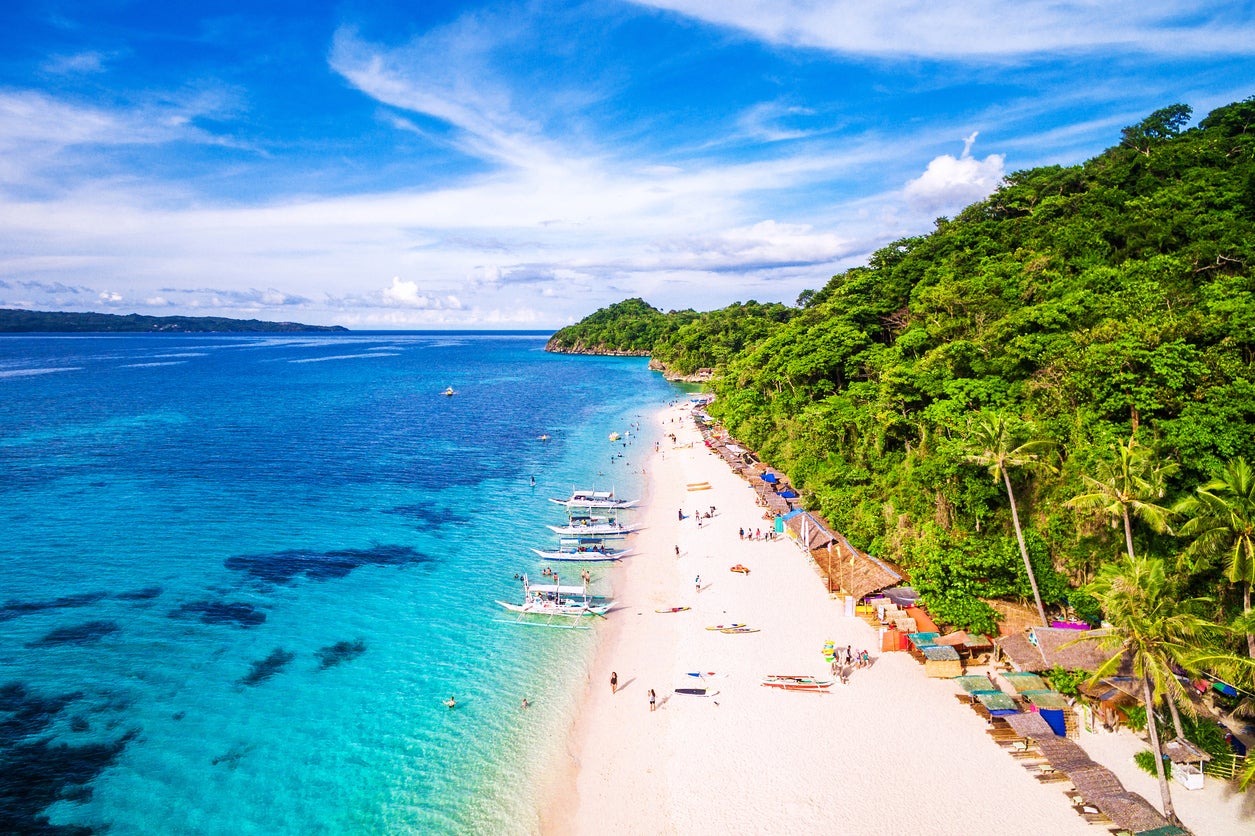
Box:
527, 583, 589, 596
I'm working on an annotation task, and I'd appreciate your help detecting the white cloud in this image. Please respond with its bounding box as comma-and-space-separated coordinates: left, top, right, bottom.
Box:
628, 1, 1255, 58
41, 51, 111, 75
98, 290, 123, 304
904, 132, 1005, 213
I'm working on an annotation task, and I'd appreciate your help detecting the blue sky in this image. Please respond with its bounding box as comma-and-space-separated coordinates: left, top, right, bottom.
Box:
1, 1, 1252, 328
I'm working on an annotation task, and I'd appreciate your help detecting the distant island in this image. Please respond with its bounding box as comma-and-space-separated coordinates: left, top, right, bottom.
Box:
0, 308, 348, 333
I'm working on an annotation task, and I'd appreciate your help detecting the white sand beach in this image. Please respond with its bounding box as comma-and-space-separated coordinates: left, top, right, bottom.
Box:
544, 402, 1118, 835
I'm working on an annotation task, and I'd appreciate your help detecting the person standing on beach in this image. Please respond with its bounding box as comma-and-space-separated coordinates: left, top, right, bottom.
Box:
648, 689, 656, 711
610, 671, 618, 694
695, 575, 701, 593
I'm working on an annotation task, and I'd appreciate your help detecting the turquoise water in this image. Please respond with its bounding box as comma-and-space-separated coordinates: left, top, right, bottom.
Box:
0, 333, 677, 834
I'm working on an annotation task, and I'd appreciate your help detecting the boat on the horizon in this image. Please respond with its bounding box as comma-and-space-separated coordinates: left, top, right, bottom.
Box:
442, 387, 456, 396
496, 574, 613, 619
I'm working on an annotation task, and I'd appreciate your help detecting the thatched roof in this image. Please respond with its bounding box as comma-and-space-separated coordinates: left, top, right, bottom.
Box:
1003, 711, 1055, 739
1091, 792, 1173, 833
810, 528, 906, 599
784, 511, 837, 549
995, 627, 1129, 673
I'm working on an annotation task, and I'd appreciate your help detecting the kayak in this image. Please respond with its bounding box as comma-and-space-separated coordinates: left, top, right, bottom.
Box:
720, 627, 760, 634
704, 623, 746, 631
655, 606, 691, 613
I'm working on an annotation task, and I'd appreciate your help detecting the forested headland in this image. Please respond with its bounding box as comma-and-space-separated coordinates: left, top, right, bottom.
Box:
0, 308, 348, 333
549, 98, 1255, 647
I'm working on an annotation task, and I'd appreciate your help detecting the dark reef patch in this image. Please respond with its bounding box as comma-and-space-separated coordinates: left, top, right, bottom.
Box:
316, 639, 367, 670
238, 648, 295, 686
381, 504, 471, 529
211, 742, 250, 769
116, 586, 163, 601
0, 728, 138, 834
0, 681, 123, 835
0, 591, 108, 622
224, 544, 430, 585
28, 620, 121, 648
0, 682, 84, 741
169, 600, 266, 628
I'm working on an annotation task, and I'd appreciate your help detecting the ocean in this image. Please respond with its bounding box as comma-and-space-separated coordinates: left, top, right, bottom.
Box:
0, 333, 678, 834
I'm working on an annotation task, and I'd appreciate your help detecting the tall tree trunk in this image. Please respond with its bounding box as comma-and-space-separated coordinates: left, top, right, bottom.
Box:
1122, 508, 1138, 563
1246, 582, 1255, 659
1003, 470, 1047, 626
1166, 692, 1185, 740
1143, 675, 1179, 824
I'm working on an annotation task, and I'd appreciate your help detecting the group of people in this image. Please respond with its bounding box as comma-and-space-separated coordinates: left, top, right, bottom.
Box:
738, 526, 776, 541
831, 645, 872, 684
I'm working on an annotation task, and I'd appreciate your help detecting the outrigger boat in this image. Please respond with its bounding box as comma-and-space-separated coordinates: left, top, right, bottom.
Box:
546, 519, 641, 537
549, 490, 638, 511
761, 675, 834, 691
497, 574, 614, 624
530, 536, 634, 562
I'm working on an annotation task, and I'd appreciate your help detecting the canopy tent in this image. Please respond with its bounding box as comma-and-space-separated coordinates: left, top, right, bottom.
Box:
954, 674, 1002, 695
1002, 672, 1048, 693
907, 632, 940, 649
976, 692, 1020, 714
882, 586, 920, 608
760, 472, 778, 484
778, 488, 798, 499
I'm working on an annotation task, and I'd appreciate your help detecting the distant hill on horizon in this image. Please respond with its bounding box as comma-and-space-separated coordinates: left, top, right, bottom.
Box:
0, 308, 349, 333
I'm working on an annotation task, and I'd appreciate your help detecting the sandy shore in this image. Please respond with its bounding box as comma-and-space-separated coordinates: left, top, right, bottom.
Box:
542, 402, 1114, 835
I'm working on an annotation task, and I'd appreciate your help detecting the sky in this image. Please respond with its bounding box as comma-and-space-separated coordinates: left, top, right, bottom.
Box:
0, 2, 1252, 329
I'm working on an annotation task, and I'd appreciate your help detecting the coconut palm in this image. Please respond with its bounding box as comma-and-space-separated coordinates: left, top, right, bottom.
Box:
962, 412, 1056, 626
1066, 435, 1178, 565
1077, 555, 1226, 824
1176, 457, 1255, 658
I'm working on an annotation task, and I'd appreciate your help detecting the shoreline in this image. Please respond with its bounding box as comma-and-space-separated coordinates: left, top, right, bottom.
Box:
540, 402, 1243, 835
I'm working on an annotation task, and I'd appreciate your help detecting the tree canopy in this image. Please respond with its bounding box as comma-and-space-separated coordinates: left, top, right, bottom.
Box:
548, 97, 1255, 642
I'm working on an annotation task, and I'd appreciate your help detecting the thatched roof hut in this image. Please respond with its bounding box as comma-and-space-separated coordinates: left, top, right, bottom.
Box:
995, 626, 1128, 673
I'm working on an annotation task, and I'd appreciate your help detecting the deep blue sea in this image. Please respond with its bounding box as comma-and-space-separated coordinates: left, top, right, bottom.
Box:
0, 333, 677, 834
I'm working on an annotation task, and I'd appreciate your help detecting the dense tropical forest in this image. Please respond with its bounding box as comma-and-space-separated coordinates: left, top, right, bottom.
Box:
549, 99, 1255, 654
0, 308, 347, 332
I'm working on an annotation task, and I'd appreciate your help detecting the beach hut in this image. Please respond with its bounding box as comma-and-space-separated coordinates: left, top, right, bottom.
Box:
921, 645, 963, 678
1163, 739, 1210, 790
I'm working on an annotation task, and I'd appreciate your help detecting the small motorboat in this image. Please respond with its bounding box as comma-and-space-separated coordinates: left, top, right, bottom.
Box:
442, 387, 456, 396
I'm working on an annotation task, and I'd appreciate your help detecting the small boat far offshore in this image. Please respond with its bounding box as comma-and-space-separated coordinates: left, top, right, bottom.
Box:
442, 387, 456, 396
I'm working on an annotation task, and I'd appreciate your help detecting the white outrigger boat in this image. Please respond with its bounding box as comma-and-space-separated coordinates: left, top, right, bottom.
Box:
546, 519, 641, 537
530, 536, 634, 562
549, 490, 638, 511
497, 574, 615, 623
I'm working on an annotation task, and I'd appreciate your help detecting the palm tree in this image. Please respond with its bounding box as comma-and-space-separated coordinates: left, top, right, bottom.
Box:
1077, 556, 1225, 825
1176, 457, 1255, 658
1066, 435, 1177, 565
962, 412, 1056, 626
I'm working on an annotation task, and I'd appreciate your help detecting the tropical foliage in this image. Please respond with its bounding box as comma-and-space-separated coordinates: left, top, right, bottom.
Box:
549, 98, 1255, 646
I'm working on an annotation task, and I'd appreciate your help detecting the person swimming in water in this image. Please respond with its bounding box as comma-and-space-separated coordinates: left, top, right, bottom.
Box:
444, 696, 456, 708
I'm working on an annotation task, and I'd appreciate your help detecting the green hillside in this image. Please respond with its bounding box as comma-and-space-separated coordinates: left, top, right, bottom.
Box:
549, 98, 1255, 637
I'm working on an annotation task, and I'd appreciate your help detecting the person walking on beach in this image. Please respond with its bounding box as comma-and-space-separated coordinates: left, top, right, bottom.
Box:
739, 527, 744, 540
610, 671, 618, 694
695, 575, 701, 593
648, 689, 656, 712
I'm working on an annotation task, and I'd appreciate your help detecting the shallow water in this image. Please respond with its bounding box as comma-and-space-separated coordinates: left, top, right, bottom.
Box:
0, 333, 676, 834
